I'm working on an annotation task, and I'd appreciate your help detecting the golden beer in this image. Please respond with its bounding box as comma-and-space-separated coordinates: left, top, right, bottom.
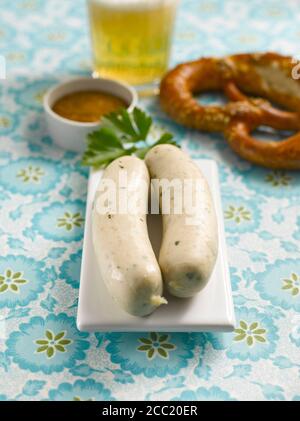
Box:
87, 0, 178, 86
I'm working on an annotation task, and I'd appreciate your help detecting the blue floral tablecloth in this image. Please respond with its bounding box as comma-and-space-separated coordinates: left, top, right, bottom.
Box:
0, 0, 300, 401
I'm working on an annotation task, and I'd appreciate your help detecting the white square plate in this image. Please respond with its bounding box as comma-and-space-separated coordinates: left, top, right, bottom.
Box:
77, 159, 235, 332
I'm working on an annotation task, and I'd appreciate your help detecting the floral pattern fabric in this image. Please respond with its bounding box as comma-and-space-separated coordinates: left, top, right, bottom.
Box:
0, 0, 300, 401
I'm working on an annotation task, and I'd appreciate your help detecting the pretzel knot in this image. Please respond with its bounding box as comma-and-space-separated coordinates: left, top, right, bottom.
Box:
160, 53, 300, 169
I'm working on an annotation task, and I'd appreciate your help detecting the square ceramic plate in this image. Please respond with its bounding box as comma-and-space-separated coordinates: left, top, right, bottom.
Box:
77, 159, 235, 332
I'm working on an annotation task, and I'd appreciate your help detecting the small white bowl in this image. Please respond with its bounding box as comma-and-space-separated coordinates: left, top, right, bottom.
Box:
43, 77, 138, 153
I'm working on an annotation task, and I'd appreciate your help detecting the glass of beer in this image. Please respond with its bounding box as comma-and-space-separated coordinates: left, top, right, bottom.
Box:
86, 0, 179, 89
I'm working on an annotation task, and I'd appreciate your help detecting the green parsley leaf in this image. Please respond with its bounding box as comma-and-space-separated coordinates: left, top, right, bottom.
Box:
81, 127, 128, 169
103, 108, 137, 138
132, 107, 152, 140
82, 107, 179, 169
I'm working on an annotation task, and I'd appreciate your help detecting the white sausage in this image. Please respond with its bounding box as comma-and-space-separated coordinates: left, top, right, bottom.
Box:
145, 145, 218, 298
92, 156, 166, 316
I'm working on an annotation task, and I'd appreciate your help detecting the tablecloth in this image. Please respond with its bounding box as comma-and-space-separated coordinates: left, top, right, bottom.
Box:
0, 0, 300, 401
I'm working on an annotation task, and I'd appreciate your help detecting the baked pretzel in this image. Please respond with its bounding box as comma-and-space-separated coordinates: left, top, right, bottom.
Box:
224, 120, 300, 170
160, 56, 263, 132
224, 53, 300, 131
160, 53, 300, 169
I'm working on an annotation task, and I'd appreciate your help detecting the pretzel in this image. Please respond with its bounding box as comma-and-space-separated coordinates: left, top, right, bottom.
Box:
159, 57, 263, 132
224, 120, 300, 170
160, 53, 300, 169
224, 53, 300, 131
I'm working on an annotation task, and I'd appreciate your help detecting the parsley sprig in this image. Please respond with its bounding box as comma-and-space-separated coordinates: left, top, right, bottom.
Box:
82, 107, 178, 169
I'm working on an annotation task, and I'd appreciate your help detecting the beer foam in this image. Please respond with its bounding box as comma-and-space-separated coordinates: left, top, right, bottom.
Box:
90, 0, 177, 11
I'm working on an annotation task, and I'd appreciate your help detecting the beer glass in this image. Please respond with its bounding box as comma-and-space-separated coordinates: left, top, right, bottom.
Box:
87, 0, 179, 89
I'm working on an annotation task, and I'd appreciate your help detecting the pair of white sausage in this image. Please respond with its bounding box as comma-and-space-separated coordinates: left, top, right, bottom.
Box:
92, 145, 218, 316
